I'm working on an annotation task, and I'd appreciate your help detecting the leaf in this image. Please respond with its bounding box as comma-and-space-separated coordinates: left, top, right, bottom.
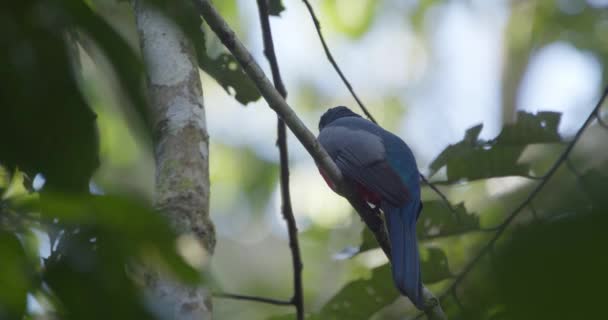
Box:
268, 0, 285, 16
43, 230, 157, 320
417, 201, 480, 240
322, 0, 379, 39
420, 246, 452, 284
20, 194, 201, 284
0, 1, 99, 192
304, 246, 450, 320
0, 231, 30, 320
175, 1, 260, 105
490, 209, 608, 319
429, 111, 562, 182
62, 1, 149, 127
311, 264, 399, 320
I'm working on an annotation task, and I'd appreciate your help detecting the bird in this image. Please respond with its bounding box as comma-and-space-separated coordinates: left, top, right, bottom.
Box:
317, 106, 424, 309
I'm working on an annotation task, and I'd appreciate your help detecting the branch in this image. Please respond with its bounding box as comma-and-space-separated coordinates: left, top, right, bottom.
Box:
256, 1, 304, 319
214, 292, 292, 306
414, 86, 608, 319
193, 0, 444, 317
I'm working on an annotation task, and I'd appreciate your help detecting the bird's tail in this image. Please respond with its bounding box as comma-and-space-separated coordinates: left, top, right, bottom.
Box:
383, 201, 424, 309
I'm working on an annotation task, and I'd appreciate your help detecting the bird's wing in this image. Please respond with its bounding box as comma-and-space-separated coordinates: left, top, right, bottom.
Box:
335, 145, 410, 206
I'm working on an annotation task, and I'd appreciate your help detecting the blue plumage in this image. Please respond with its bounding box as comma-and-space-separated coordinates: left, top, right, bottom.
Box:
318, 106, 424, 309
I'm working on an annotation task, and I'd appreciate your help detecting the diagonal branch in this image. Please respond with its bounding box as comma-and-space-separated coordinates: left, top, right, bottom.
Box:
256, 1, 304, 319
193, 0, 445, 317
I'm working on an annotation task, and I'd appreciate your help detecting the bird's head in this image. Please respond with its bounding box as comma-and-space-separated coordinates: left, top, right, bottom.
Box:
318, 106, 361, 130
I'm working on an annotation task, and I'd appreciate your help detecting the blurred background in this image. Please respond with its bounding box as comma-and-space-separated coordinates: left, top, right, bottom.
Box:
2, 0, 608, 319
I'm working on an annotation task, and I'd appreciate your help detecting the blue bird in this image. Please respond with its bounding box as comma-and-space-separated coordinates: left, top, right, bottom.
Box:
317, 106, 423, 309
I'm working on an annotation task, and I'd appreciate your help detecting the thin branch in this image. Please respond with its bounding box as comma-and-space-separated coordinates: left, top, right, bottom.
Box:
194, 0, 444, 317
300, 0, 377, 123
214, 292, 292, 306
414, 86, 608, 319
256, 1, 304, 319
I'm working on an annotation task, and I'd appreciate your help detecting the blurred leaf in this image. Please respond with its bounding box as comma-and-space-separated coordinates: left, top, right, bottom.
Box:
310, 264, 398, 320
358, 228, 378, 254
305, 248, 450, 319
322, 0, 379, 38
62, 0, 149, 127
177, 0, 261, 104
483, 210, 607, 319
411, 0, 443, 30
44, 229, 156, 320
0, 0, 99, 192
0, 231, 30, 320
580, 168, 608, 208
20, 194, 200, 284
417, 201, 480, 240
429, 111, 562, 182
268, 0, 285, 16
420, 246, 451, 284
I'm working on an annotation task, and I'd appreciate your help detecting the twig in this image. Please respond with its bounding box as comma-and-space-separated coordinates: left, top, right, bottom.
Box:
194, 1, 444, 316
257, 1, 304, 319
414, 86, 608, 319
214, 292, 292, 306
299, 0, 376, 123
300, 0, 454, 222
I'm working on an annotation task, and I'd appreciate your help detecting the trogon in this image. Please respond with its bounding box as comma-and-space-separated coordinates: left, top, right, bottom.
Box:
317, 106, 424, 309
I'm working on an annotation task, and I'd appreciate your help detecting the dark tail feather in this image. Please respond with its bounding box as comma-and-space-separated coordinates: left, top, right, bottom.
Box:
383, 202, 424, 309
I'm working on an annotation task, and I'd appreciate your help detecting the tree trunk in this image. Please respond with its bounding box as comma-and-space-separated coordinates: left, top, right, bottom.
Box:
133, 1, 215, 319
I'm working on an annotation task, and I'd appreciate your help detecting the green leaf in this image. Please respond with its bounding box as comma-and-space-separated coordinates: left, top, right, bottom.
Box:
417, 201, 480, 240
411, 0, 443, 31
43, 230, 156, 320
322, 0, 379, 39
307, 247, 450, 319
62, 1, 149, 127
173, 1, 260, 105
420, 246, 452, 284
0, 1, 99, 192
20, 194, 201, 284
0, 231, 30, 320
312, 264, 399, 320
358, 228, 378, 254
268, 0, 285, 16
429, 111, 563, 182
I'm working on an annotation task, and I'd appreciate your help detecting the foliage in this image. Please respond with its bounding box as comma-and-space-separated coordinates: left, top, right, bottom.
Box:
429, 111, 563, 182
0, 1, 202, 318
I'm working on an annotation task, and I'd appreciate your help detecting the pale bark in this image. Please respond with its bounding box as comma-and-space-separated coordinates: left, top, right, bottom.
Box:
133, 1, 214, 319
